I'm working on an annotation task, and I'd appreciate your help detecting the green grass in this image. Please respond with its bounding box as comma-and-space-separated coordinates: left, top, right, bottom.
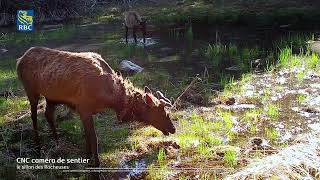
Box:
219, 75, 235, 91
185, 24, 193, 43
175, 113, 224, 151
297, 94, 306, 105
228, 44, 239, 61
242, 109, 261, 135
0, 97, 29, 124
197, 143, 211, 157
122, 44, 147, 59
0, 59, 20, 93
206, 43, 226, 68
97, 14, 121, 23
219, 110, 233, 134
274, 33, 314, 50
264, 128, 279, 142
278, 47, 292, 67
0, 59, 28, 124
223, 148, 237, 168
157, 147, 166, 166
306, 53, 319, 69
289, 55, 302, 68
0, 27, 75, 46
249, 124, 257, 135
240, 47, 260, 71
296, 71, 305, 83
204, 43, 260, 71
265, 103, 280, 120
242, 109, 261, 123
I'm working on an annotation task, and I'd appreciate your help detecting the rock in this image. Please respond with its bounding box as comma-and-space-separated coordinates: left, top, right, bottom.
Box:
244, 90, 255, 97
301, 107, 320, 113
250, 137, 263, 147
220, 104, 256, 111
308, 96, 320, 106
310, 41, 320, 55
165, 146, 179, 159
308, 123, 320, 132
276, 76, 286, 85
310, 84, 320, 89
246, 137, 277, 153
225, 66, 241, 71
0, 49, 8, 54
225, 97, 236, 105
119, 60, 143, 73
250, 59, 262, 69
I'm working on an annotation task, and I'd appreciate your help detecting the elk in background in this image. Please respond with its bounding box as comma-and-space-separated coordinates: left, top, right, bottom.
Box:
124, 11, 146, 43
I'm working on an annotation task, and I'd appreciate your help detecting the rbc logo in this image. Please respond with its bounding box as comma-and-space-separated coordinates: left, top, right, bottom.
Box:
17, 10, 34, 32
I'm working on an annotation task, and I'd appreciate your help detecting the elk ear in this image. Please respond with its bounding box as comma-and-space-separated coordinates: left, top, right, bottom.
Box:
156, 91, 163, 99
144, 94, 155, 106
156, 91, 172, 104
144, 86, 152, 94
160, 99, 173, 108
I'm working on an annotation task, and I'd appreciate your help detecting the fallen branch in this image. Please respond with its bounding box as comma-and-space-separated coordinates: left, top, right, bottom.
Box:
172, 76, 201, 110
5, 102, 46, 122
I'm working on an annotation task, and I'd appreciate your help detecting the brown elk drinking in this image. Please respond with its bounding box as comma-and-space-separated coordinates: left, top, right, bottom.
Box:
16, 47, 175, 166
124, 11, 146, 43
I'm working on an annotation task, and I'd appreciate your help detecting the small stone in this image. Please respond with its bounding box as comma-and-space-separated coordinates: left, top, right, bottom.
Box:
0, 49, 8, 54
309, 96, 320, 106
244, 90, 254, 97
310, 84, 320, 89
291, 107, 299, 112
276, 76, 286, 84
225, 66, 241, 71
225, 97, 235, 105
250, 137, 263, 146
302, 107, 320, 113
119, 60, 143, 73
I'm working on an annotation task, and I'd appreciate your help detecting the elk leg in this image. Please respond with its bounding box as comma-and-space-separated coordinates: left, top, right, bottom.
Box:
125, 26, 129, 43
45, 99, 58, 142
133, 26, 138, 43
29, 94, 40, 155
81, 114, 100, 167
142, 28, 146, 44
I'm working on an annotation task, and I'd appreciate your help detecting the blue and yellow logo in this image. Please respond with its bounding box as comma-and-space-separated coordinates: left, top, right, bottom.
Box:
16, 10, 34, 32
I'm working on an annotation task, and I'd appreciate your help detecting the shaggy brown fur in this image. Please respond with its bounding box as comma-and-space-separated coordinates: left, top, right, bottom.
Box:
17, 47, 175, 166
124, 11, 146, 43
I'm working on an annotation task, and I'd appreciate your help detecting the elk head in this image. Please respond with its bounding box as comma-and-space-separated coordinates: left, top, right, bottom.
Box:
137, 86, 175, 135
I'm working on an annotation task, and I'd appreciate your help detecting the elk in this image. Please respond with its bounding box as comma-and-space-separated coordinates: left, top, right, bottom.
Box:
124, 11, 146, 43
16, 47, 175, 167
